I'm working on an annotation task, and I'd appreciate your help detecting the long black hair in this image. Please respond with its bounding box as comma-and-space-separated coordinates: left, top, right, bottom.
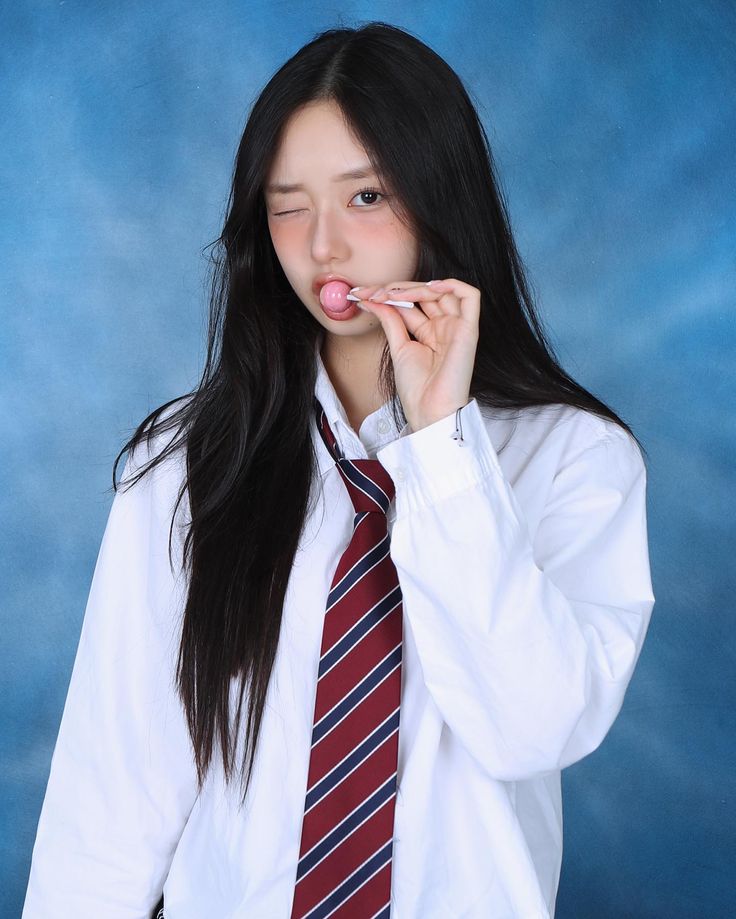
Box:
113, 21, 644, 805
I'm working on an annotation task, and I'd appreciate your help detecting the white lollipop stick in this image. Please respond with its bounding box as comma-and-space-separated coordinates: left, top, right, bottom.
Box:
346, 292, 415, 309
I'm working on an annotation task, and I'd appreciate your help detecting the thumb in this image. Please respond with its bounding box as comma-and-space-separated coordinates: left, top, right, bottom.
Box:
359, 299, 410, 356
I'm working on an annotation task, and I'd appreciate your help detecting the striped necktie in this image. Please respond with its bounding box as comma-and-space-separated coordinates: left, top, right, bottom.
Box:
290, 398, 403, 919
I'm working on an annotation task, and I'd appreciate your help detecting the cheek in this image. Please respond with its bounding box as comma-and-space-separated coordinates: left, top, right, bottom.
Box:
268, 220, 301, 258
360, 216, 415, 253
380, 221, 419, 269
268, 213, 417, 265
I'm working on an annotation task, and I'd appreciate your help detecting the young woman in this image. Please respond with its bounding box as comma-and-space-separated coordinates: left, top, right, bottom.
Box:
23, 21, 655, 919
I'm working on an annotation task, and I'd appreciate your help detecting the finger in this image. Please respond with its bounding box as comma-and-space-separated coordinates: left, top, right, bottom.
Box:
358, 298, 411, 355
355, 280, 425, 297
426, 278, 481, 322
391, 301, 432, 338
364, 298, 436, 352
360, 280, 433, 300
368, 283, 460, 318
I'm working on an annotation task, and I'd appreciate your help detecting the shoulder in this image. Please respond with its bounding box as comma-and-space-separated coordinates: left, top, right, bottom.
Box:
116, 397, 192, 528
123, 396, 191, 473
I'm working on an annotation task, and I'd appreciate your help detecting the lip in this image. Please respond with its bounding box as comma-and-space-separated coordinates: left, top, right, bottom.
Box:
311, 273, 358, 297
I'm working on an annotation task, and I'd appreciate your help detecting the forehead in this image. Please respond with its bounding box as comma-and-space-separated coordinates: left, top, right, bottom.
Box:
265, 101, 374, 190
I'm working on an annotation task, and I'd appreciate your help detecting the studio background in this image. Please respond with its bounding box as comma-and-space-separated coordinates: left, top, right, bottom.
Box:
2, 2, 733, 917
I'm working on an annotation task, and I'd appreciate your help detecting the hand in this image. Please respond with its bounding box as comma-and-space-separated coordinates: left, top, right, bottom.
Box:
355, 278, 480, 432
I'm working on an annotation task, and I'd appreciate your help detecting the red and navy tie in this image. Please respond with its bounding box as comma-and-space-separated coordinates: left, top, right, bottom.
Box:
290, 398, 403, 919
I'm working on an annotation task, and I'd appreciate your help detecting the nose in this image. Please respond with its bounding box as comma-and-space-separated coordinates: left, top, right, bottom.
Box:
309, 207, 350, 264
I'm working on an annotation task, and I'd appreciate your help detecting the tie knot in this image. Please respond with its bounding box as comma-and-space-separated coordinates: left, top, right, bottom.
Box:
336, 457, 395, 515
315, 396, 397, 515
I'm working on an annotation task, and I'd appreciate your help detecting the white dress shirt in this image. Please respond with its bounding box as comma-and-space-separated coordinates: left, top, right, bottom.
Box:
23, 338, 655, 919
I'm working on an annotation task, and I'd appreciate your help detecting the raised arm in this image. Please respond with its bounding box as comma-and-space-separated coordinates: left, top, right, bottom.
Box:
377, 400, 655, 781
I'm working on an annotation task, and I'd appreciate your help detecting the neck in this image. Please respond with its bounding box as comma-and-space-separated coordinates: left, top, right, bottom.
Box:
320, 330, 389, 434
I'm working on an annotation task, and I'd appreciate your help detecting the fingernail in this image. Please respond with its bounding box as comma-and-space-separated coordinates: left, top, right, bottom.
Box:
369, 288, 387, 301
350, 286, 363, 293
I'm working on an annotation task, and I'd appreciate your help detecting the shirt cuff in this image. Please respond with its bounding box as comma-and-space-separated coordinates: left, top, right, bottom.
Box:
377, 399, 502, 515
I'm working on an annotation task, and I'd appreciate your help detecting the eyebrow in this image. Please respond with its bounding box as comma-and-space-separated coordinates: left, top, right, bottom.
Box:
265, 166, 377, 195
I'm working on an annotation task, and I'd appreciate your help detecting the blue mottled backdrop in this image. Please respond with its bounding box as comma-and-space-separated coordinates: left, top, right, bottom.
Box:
2, 2, 734, 916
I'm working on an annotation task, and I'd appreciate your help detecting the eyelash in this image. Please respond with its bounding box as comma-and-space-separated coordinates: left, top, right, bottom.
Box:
273, 187, 388, 217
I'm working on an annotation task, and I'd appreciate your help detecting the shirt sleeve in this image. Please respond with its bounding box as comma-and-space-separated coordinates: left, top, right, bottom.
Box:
23, 439, 200, 918
376, 398, 656, 782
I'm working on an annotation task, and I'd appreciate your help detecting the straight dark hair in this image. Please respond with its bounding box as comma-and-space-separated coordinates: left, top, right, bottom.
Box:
113, 21, 645, 805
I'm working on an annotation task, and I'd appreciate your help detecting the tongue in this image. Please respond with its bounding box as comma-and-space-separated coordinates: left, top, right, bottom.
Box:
319, 280, 352, 312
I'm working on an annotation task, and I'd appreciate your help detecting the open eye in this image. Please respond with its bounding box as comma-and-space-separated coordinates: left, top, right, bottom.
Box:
350, 187, 387, 207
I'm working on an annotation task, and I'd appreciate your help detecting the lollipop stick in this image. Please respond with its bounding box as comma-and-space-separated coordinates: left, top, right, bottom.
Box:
345, 293, 414, 309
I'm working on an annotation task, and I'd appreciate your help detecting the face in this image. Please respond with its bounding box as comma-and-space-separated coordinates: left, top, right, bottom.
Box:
264, 100, 419, 341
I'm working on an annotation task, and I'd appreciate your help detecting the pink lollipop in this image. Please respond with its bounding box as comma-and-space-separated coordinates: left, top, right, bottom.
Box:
319, 280, 352, 313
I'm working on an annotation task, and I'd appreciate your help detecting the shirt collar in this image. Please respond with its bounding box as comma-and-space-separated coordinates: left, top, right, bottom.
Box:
312, 336, 403, 476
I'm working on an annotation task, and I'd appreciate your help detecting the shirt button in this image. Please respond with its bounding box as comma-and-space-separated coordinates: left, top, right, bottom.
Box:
395, 468, 405, 482
378, 419, 389, 434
